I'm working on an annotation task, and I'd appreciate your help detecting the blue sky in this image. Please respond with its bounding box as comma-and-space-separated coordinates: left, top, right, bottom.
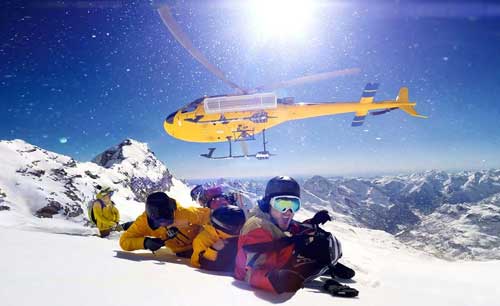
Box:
2, 1, 500, 179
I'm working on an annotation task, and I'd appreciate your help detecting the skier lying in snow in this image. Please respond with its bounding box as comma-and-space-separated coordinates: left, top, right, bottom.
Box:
234, 176, 358, 297
119, 192, 210, 258
191, 205, 246, 271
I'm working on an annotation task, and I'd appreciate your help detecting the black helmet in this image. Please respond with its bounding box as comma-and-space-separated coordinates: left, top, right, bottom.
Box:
146, 192, 177, 229
211, 205, 246, 235
258, 176, 300, 212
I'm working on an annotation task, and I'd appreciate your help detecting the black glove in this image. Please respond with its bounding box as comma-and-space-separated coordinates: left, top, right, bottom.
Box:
323, 279, 359, 298
267, 269, 305, 294
310, 210, 332, 225
143, 237, 164, 252
290, 234, 311, 256
166, 226, 179, 239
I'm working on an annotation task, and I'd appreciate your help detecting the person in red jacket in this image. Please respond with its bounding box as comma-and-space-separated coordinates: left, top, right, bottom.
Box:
234, 176, 358, 297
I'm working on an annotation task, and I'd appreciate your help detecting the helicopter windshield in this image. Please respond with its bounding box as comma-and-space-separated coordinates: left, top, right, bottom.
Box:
165, 111, 177, 124
181, 97, 204, 113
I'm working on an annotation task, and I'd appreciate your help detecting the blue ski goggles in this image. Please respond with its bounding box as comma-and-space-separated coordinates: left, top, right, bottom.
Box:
270, 196, 301, 213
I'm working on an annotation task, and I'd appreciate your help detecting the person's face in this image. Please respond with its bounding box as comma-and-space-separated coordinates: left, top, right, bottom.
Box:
103, 193, 112, 202
270, 207, 294, 230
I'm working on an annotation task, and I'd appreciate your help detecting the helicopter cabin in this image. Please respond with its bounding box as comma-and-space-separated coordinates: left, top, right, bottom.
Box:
203, 92, 277, 114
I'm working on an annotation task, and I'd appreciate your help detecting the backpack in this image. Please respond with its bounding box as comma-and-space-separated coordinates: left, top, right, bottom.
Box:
87, 199, 105, 225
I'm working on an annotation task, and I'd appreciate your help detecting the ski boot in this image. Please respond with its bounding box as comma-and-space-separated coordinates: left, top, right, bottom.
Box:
329, 262, 355, 279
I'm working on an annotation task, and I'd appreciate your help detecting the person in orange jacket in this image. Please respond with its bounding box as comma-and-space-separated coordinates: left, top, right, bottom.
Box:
234, 176, 358, 297
191, 205, 246, 271
119, 192, 210, 257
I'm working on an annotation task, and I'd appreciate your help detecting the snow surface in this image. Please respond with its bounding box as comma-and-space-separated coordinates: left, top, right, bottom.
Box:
1, 139, 499, 305
1, 213, 498, 306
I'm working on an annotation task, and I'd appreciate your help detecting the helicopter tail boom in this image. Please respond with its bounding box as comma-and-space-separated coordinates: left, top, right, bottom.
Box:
352, 85, 427, 126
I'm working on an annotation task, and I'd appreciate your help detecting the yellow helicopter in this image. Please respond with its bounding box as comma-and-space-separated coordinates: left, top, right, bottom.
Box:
157, 4, 427, 160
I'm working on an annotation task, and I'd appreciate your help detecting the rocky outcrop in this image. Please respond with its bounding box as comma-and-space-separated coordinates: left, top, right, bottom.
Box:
0, 139, 179, 224
92, 139, 173, 202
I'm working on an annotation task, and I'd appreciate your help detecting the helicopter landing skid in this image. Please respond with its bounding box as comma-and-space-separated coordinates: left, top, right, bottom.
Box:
200, 129, 273, 160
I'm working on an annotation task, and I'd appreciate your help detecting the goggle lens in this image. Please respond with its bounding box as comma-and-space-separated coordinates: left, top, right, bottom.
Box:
271, 196, 300, 213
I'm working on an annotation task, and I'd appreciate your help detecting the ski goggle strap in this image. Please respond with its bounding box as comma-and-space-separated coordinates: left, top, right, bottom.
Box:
270, 196, 301, 213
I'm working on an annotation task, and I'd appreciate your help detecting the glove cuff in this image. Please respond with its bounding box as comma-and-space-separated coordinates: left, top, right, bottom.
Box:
204, 247, 218, 261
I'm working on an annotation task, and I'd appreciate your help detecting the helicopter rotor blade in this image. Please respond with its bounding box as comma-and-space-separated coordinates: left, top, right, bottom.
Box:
157, 5, 246, 94
252, 68, 361, 92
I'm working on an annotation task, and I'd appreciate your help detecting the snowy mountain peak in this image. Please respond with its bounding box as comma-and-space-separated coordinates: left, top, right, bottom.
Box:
0, 139, 189, 232
90, 139, 174, 202
92, 138, 167, 180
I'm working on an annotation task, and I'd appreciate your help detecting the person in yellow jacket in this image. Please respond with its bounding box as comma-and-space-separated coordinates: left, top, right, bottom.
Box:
89, 186, 122, 238
120, 191, 210, 257
191, 205, 246, 271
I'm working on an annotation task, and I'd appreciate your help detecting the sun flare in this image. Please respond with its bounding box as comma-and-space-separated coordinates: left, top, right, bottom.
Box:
248, 0, 316, 41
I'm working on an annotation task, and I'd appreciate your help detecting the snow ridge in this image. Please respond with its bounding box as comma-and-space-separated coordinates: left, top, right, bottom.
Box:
0, 139, 184, 233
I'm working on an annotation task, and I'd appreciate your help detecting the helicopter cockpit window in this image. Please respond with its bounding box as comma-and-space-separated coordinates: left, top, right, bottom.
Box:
181, 97, 204, 113
165, 111, 177, 124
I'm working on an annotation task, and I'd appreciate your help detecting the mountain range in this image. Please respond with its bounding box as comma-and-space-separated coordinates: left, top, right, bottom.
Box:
202, 170, 500, 260
0, 138, 498, 260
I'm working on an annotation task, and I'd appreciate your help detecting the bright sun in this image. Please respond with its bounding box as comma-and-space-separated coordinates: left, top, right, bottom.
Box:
248, 0, 317, 41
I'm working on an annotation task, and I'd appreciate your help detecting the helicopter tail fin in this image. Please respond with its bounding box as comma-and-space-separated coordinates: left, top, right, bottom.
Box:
396, 87, 428, 118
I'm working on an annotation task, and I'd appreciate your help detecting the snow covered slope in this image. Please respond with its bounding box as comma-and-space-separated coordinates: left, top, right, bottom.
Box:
301, 172, 500, 260
301, 171, 500, 233
1, 220, 497, 306
398, 193, 500, 260
1, 139, 499, 305
0, 139, 192, 235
